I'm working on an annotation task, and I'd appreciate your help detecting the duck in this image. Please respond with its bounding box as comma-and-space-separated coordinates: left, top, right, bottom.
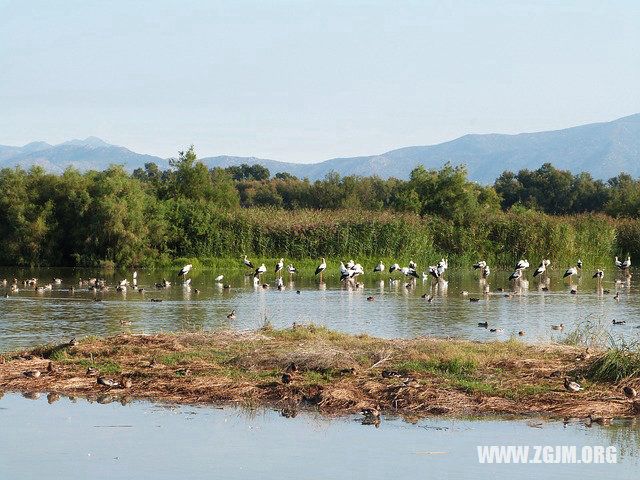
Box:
489, 328, 503, 333
551, 323, 564, 331
564, 378, 583, 392
367, 296, 375, 301
381, 370, 401, 379
587, 414, 612, 426
623, 386, 637, 399
176, 368, 191, 376
281, 372, 293, 384
22, 369, 41, 379
97, 376, 119, 388
120, 319, 132, 326
86, 367, 99, 376
518, 331, 526, 336
477, 321, 489, 328
614, 292, 620, 302
227, 310, 236, 320
612, 319, 626, 325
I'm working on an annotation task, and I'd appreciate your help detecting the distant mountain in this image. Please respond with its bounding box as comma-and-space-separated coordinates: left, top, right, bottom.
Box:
2, 113, 640, 182
199, 113, 640, 183
0, 137, 166, 173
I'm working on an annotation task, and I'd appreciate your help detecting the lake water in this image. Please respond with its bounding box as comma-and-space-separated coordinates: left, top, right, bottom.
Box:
0, 392, 637, 479
0, 266, 637, 351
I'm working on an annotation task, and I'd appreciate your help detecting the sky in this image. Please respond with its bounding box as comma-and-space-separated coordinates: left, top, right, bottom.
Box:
1, 0, 639, 162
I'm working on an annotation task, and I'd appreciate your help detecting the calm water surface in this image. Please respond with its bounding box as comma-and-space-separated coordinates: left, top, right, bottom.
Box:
0, 266, 638, 350
0, 393, 638, 480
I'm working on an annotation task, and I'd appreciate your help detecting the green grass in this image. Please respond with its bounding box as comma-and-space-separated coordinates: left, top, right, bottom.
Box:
395, 357, 477, 375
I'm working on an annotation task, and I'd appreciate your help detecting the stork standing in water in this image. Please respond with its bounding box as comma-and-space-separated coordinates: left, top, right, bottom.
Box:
243, 255, 254, 269
509, 269, 523, 284
254, 263, 267, 281
473, 261, 486, 271
275, 258, 284, 276
389, 263, 400, 274
315, 258, 327, 282
339, 262, 350, 283
400, 266, 418, 283
515, 259, 529, 271
409, 260, 417, 270
286, 264, 298, 281
532, 260, 547, 283
482, 264, 490, 279
593, 269, 604, 285
563, 266, 578, 285
373, 260, 385, 279
133, 270, 137, 287
178, 264, 192, 283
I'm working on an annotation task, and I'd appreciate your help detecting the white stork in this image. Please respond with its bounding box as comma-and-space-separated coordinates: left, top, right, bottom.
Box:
473, 261, 486, 270
275, 258, 284, 275
577, 259, 583, 269
374, 260, 385, 274
178, 264, 192, 277
315, 258, 327, 281
515, 259, 529, 270
563, 266, 578, 285
214, 274, 224, 282
509, 269, 522, 282
592, 269, 604, 283
389, 263, 400, 273
482, 265, 490, 278
339, 262, 350, 282
243, 255, 254, 269
533, 262, 546, 278
254, 263, 267, 279
408, 260, 417, 270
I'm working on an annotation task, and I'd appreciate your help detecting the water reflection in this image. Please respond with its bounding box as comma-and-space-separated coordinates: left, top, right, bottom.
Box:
0, 392, 638, 479
0, 267, 639, 350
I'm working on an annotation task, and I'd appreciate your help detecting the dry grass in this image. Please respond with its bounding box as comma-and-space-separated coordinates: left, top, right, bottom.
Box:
0, 325, 637, 419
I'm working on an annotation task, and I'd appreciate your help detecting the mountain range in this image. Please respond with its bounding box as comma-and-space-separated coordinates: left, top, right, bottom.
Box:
1, 113, 639, 184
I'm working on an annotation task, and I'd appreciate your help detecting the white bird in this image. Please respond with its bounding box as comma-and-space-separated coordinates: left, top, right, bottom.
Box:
119, 279, 127, 286
515, 259, 529, 270
53, 278, 62, 284
622, 256, 631, 270
275, 258, 284, 274
374, 261, 385, 273
482, 265, 490, 278
564, 378, 583, 392
437, 258, 448, 270
286, 264, 298, 274
436, 264, 446, 277
254, 263, 267, 277
533, 262, 546, 277
350, 263, 364, 279
243, 255, 254, 269
401, 267, 419, 279
133, 271, 138, 280
509, 269, 522, 281
592, 269, 604, 280
339, 262, 349, 281
428, 266, 439, 279
563, 266, 578, 284
389, 263, 400, 273
615, 256, 623, 269
473, 261, 486, 270
577, 259, 583, 269
178, 264, 192, 276
345, 259, 355, 270
315, 258, 327, 276
408, 260, 417, 270
214, 274, 224, 282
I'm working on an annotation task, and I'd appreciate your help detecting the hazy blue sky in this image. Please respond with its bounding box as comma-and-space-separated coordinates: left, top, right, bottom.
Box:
2, 0, 639, 162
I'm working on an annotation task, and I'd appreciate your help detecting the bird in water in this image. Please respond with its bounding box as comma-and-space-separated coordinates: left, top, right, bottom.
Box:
243, 255, 254, 269
551, 323, 564, 331
214, 274, 224, 282
178, 264, 192, 277
227, 310, 236, 319
373, 260, 385, 274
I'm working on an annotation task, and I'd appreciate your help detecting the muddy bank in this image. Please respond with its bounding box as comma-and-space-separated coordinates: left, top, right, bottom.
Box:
0, 325, 638, 419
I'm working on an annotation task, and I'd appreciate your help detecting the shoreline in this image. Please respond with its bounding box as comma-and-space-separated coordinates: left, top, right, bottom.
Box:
1, 326, 638, 419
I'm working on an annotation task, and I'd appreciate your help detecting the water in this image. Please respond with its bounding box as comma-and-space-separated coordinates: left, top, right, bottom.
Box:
0, 392, 636, 479
0, 267, 637, 351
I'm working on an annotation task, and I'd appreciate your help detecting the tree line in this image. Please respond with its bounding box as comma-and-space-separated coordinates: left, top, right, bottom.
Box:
1, 146, 639, 267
